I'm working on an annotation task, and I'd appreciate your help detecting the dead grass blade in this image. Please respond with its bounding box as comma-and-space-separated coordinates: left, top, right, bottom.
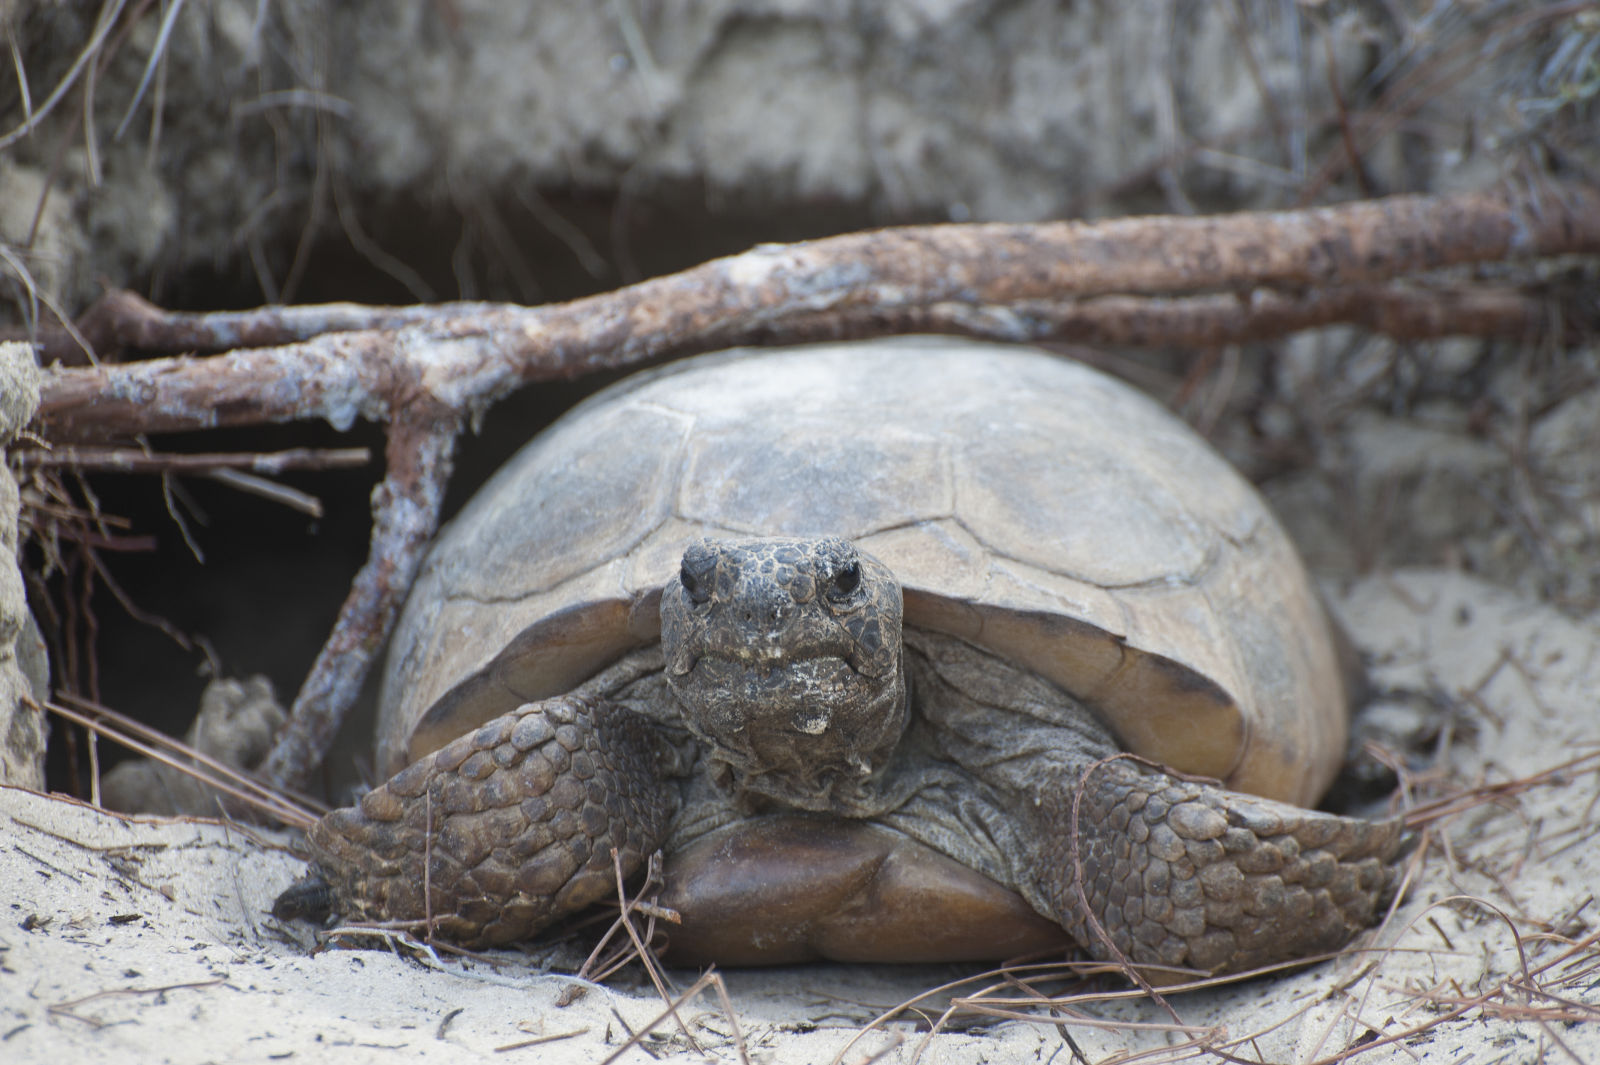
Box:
44, 693, 323, 827
0, 0, 128, 152
595, 968, 750, 1065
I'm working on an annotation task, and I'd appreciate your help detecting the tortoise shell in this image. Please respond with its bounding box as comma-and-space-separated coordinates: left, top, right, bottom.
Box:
378, 338, 1345, 806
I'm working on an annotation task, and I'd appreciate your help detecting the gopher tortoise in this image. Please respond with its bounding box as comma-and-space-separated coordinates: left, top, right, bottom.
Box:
275, 337, 1403, 977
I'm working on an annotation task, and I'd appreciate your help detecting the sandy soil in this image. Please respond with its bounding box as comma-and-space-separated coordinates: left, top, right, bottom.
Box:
5, 568, 1597, 1064
5, 4, 1598, 1063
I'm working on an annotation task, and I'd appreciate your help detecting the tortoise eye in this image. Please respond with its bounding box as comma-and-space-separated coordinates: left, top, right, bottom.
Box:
680, 564, 709, 603
679, 542, 717, 604
828, 560, 861, 600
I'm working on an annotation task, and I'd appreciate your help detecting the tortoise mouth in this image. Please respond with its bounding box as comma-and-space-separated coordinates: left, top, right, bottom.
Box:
682, 650, 856, 680
673, 652, 865, 733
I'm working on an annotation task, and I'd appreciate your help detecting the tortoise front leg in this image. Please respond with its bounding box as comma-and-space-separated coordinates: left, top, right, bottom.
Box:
1034, 759, 1406, 979
273, 693, 680, 948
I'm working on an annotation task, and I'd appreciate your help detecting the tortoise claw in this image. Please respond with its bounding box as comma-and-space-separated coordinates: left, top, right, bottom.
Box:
271, 872, 334, 923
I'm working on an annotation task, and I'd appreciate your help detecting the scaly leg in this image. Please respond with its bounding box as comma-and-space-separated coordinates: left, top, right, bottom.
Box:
1035, 758, 1406, 978
273, 693, 680, 948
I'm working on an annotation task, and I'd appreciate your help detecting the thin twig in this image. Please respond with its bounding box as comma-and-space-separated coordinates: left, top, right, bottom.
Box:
493, 1027, 589, 1053
13, 445, 370, 473
205, 469, 324, 518
254, 414, 457, 789
46, 977, 226, 1028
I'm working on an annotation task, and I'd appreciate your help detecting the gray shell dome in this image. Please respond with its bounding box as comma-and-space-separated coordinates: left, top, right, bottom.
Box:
378, 338, 1346, 806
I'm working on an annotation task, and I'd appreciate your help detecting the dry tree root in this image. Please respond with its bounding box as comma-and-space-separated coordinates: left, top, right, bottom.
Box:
25, 181, 1600, 797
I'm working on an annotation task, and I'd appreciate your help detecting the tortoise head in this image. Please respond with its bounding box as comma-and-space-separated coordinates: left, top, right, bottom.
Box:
661, 536, 907, 812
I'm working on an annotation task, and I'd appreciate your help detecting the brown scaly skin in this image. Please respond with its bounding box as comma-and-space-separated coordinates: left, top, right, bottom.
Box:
276, 537, 1405, 975
275, 692, 682, 946
1036, 760, 1403, 976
